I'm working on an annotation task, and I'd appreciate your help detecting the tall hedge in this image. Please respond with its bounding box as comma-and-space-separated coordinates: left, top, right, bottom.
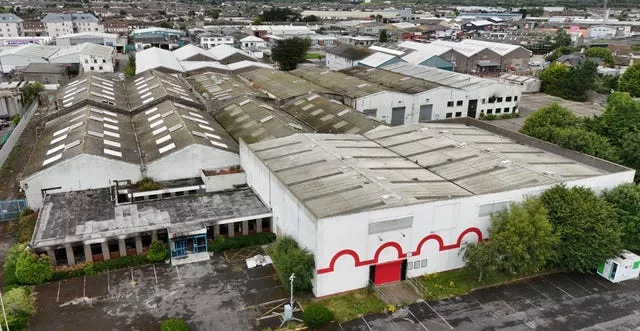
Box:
270, 236, 314, 292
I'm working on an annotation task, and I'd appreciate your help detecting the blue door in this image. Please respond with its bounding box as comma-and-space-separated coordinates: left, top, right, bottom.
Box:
174, 239, 187, 257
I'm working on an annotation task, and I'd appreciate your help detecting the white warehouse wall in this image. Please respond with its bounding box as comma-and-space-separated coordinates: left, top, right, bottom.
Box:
22, 154, 142, 209
313, 169, 634, 297
145, 144, 239, 182
326, 54, 358, 71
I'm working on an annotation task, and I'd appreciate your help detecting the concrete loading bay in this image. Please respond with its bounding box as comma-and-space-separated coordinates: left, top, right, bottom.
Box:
30, 251, 295, 331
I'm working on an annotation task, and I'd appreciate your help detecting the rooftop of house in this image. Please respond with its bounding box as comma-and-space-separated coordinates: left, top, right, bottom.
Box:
32, 187, 270, 248
247, 121, 620, 219
383, 62, 499, 92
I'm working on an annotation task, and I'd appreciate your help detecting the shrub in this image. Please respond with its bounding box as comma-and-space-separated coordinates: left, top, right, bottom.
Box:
303, 304, 333, 329
15, 250, 53, 285
0, 287, 34, 331
16, 212, 36, 244
3, 243, 27, 288
161, 317, 189, 331
11, 114, 20, 126
147, 240, 169, 262
270, 236, 315, 292
208, 232, 276, 253
83, 262, 98, 277
19, 208, 34, 217
52, 255, 150, 281
135, 177, 161, 191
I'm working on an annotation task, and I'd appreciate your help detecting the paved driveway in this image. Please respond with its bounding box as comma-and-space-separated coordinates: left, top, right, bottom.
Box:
30, 255, 287, 331
334, 272, 640, 330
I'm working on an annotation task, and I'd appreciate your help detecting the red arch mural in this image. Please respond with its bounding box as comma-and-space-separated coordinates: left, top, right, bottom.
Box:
317, 227, 484, 274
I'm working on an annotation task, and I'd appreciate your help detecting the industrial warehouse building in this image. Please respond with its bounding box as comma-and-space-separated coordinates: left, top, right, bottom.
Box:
240, 120, 635, 296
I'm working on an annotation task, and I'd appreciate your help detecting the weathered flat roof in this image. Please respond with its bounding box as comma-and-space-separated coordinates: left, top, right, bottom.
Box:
186, 71, 259, 110
32, 188, 271, 248
247, 122, 614, 219
341, 66, 442, 94
238, 68, 331, 101
282, 94, 383, 134
290, 65, 386, 99
384, 62, 499, 91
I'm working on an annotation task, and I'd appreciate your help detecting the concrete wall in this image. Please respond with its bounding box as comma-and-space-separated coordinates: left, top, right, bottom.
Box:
313, 170, 634, 297
326, 53, 357, 71
79, 52, 115, 73
146, 144, 239, 182
502, 48, 531, 71
201, 169, 246, 192
22, 154, 141, 209
0, 101, 36, 175
46, 22, 73, 38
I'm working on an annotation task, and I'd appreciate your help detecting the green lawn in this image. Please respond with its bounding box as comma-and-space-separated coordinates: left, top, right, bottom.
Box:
303, 289, 386, 322
415, 268, 519, 301
305, 53, 324, 60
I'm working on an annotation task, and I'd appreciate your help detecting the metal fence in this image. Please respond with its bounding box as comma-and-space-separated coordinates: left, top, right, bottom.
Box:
0, 199, 28, 221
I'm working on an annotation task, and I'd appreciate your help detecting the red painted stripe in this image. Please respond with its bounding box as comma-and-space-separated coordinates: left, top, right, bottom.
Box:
317, 227, 483, 274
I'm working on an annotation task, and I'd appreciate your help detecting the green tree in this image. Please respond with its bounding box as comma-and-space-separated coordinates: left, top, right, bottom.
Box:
539, 63, 569, 96
205, 9, 220, 19
632, 44, 640, 52
464, 198, 557, 281
584, 47, 615, 67
540, 185, 623, 272
619, 62, 640, 97
302, 15, 318, 22
161, 317, 189, 331
552, 28, 572, 48
158, 21, 173, 29
271, 37, 311, 71
252, 17, 262, 25
3, 243, 27, 288
528, 7, 544, 17
270, 236, 314, 292
379, 29, 388, 42
147, 240, 169, 262
463, 241, 499, 282
552, 127, 618, 160
22, 82, 44, 104
0, 287, 34, 331
603, 183, 640, 253
119, 9, 127, 16
546, 46, 578, 63
15, 250, 53, 285
303, 304, 334, 329
520, 103, 579, 140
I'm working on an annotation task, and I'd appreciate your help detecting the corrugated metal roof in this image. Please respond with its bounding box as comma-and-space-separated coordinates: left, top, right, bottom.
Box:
289, 65, 385, 99
238, 68, 331, 100
383, 62, 498, 91
135, 47, 184, 74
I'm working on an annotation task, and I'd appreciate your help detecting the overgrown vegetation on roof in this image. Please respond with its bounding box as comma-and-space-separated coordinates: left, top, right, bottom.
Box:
135, 177, 162, 191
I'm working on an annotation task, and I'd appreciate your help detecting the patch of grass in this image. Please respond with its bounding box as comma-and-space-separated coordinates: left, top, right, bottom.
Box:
416, 268, 517, 301
306, 289, 386, 322
305, 53, 323, 60
16, 211, 36, 244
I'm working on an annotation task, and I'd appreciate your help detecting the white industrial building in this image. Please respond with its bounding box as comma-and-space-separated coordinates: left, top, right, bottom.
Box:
199, 33, 234, 49
135, 47, 185, 74
241, 121, 635, 296
42, 13, 104, 39
49, 43, 116, 73
0, 14, 24, 38
22, 70, 239, 209
55, 32, 119, 47
0, 44, 60, 73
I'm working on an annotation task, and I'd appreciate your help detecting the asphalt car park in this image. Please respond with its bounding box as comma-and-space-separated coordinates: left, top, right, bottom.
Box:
30, 253, 288, 331
333, 272, 640, 331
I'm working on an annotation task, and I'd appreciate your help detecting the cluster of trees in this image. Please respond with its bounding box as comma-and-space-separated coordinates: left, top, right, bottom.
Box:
619, 62, 640, 97
546, 46, 615, 67
22, 82, 44, 105
271, 37, 311, 71
464, 183, 638, 281
539, 61, 597, 101
259, 8, 300, 23
520, 93, 640, 181
269, 236, 314, 292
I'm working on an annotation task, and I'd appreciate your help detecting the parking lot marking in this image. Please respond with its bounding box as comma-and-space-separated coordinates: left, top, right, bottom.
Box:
548, 279, 575, 300
524, 298, 542, 310
407, 308, 429, 330
56, 281, 61, 303
153, 264, 158, 284
526, 282, 555, 304
175, 266, 181, 280
361, 317, 373, 331
592, 277, 613, 290
562, 274, 592, 295
469, 293, 498, 318
424, 301, 453, 329
501, 300, 518, 314
83, 276, 86, 298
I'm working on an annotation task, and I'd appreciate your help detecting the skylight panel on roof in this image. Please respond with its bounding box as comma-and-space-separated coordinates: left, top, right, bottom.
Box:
337, 109, 350, 117
158, 143, 176, 154
63, 102, 73, 108
188, 112, 203, 119
144, 107, 158, 115
238, 99, 251, 106
260, 115, 273, 123
140, 92, 152, 99
162, 112, 172, 118
103, 130, 119, 138
102, 89, 115, 96
102, 110, 117, 117
103, 148, 122, 157
205, 132, 221, 140
191, 131, 206, 139
50, 134, 67, 145
198, 123, 214, 132
69, 121, 84, 131
89, 115, 103, 122
142, 97, 155, 104
148, 113, 161, 122
156, 135, 171, 145
210, 140, 228, 149
135, 76, 145, 83
102, 94, 115, 101
150, 120, 163, 128
70, 114, 84, 123
47, 144, 66, 155
42, 153, 62, 166
173, 103, 199, 112
87, 130, 103, 138
152, 126, 167, 136
138, 87, 150, 94
65, 140, 81, 150
104, 123, 119, 131
168, 123, 182, 132
104, 139, 120, 148
102, 117, 117, 124
53, 127, 70, 137
306, 95, 319, 102
260, 104, 274, 111
182, 115, 209, 124
135, 80, 147, 86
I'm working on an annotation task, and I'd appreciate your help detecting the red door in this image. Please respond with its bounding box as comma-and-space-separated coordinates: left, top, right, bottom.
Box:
374, 261, 402, 285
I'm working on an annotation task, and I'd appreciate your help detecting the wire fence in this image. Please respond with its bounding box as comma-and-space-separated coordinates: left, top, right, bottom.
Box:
0, 199, 28, 221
